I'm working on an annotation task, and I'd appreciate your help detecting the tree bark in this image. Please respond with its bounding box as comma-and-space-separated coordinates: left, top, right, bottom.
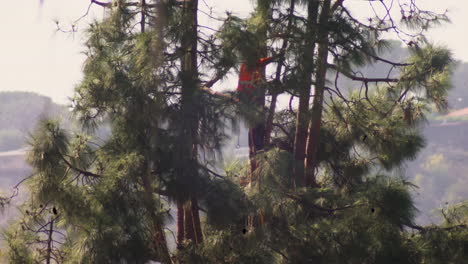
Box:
191, 195, 203, 243
46, 219, 54, 264
183, 199, 195, 241
247, 1, 268, 179
176, 199, 185, 247
140, 0, 146, 33
180, 196, 203, 245
177, 0, 203, 245
305, 0, 332, 186
293, 0, 319, 187
264, 0, 296, 146
142, 172, 173, 263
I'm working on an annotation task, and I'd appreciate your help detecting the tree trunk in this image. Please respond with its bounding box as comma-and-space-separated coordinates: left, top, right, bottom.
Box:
140, 0, 146, 33
183, 200, 195, 241
142, 172, 173, 263
176, 199, 185, 247
177, 0, 203, 245
46, 219, 53, 264
179, 196, 203, 245
247, 1, 268, 179
305, 0, 331, 186
191, 195, 203, 243
264, 0, 296, 147
292, 0, 319, 187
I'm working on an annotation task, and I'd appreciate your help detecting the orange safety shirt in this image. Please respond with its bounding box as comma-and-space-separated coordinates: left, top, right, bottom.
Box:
237, 57, 273, 93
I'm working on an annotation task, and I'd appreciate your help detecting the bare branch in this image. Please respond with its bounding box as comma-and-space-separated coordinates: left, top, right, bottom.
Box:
328, 64, 399, 83
91, 0, 111, 7
60, 156, 102, 178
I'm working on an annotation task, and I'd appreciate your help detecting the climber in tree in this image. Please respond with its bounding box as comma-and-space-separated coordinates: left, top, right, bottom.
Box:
237, 56, 274, 160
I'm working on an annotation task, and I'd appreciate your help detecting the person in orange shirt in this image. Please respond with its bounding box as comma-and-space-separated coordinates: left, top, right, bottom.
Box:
237, 57, 274, 94
237, 56, 274, 159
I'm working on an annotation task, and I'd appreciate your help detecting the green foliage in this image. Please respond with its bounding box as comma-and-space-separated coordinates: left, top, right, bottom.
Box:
400, 46, 454, 111
411, 203, 468, 264
4, 1, 467, 263
176, 228, 275, 264
3, 226, 35, 264
201, 177, 252, 229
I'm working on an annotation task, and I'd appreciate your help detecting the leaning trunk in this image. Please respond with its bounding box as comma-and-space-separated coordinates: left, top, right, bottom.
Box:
305, 0, 331, 186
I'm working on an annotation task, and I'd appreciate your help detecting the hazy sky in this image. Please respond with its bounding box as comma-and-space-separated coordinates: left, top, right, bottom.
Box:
0, 0, 467, 104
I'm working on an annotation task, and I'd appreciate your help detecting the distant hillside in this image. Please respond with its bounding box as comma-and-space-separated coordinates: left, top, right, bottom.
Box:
333, 41, 468, 224
337, 40, 468, 111
0, 92, 70, 151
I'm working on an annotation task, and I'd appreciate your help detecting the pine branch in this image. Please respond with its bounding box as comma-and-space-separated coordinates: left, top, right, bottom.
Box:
200, 86, 238, 102
60, 156, 102, 178
91, 0, 152, 8
407, 223, 468, 232
201, 76, 239, 102
203, 166, 226, 178
90, 0, 111, 7
272, 123, 293, 140
328, 63, 399, 83
284, 192, 359, 213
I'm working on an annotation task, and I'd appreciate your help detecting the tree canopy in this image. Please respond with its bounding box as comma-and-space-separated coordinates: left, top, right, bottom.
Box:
2, 0, 467, 263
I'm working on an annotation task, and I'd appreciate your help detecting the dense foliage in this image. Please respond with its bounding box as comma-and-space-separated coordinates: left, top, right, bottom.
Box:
3, 1, 467, 263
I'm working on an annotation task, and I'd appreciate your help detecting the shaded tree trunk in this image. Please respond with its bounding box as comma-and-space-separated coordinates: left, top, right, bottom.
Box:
177, 0, 203, 245
142, 172, 173, 263
183, 199, 195, 241
190, 195, 203, 243
293, 0, 319, 187
264, 0, 296, 146
176, 199, 185, 247
305, 0, 331, 186
140, 4, 172, 262
247, 1, 269, 179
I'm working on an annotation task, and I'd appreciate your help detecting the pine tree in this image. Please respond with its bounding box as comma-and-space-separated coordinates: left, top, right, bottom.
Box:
183, 0, 466, 262
6, 0, 238, 262
4, 0, 468, 263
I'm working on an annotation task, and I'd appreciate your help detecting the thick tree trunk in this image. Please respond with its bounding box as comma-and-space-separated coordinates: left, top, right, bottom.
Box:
183, 200, 195, 241
191, 195, 203, 243
142, 172, 173, 263
293, 0, 319, 187
177, 0, 203, 245
176, 199, 185, 247
305, 0, 331, 186
179, 196, 203, 245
